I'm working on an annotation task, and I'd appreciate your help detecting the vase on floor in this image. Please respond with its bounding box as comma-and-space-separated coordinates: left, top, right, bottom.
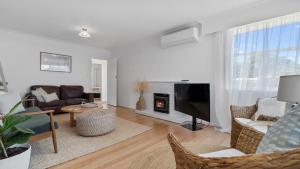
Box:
136, 94, 145, 110
135, 81, 149, 111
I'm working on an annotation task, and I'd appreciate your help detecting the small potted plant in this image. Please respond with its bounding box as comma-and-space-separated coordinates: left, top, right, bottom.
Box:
135, 81, 149, 111
0, 101, 34, 169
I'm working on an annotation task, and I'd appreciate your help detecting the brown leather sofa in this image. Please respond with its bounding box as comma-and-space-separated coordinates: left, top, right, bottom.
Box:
26, 85, 94, 113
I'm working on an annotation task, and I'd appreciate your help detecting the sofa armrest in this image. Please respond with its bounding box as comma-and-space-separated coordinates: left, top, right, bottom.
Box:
235, 126, 264, 154
82, 93, 94, 102
230, 105, 257, 119
23, 93, 38, 108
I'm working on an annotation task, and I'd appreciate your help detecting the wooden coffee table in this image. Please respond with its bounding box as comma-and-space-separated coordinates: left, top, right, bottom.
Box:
61, 104, 103, 127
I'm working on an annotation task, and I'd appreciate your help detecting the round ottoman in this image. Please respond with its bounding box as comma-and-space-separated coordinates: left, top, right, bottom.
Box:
76, 110, 116, 136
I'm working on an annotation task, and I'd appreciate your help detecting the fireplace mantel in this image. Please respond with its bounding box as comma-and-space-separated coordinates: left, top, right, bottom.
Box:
147, 80, 189, 83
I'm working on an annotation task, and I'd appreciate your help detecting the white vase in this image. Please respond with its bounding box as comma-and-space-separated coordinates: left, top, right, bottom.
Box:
0, 144, 31, 169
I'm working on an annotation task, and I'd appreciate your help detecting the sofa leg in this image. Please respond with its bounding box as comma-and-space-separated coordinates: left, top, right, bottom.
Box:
50, 112, 58, 153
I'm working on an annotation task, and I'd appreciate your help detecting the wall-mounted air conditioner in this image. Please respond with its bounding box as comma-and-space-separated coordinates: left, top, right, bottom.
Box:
160, 26, 201, 48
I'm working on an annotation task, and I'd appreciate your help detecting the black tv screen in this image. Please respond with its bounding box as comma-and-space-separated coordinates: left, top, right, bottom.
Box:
174, 83, 210, 122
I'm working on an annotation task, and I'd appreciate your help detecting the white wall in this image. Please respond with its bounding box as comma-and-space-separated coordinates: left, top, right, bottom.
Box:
113, 35, 214, 108
0, 29, 111, 96
112, 0, 299, 127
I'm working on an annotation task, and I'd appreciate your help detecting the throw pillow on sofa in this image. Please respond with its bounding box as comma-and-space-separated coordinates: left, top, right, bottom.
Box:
0, 91, 25, 115
254, 98, 286, 120
256, 106, 300, 153
32, 87, 47, 102
42, 92, 59, 102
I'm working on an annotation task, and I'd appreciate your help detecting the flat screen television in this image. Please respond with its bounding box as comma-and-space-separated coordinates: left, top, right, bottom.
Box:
174, 83, 210, 130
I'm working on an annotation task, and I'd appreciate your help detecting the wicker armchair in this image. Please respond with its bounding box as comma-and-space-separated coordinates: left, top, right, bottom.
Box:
168, 128, 300, 169
230, 104, 257, 148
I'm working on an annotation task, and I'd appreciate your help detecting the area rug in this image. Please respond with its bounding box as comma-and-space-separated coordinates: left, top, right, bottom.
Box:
29, 115, 152, 169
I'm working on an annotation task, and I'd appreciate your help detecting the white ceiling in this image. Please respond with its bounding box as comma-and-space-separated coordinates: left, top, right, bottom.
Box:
0, 0, 264, 49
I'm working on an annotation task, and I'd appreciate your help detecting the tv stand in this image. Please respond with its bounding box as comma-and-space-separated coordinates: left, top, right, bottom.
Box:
181, 116, 203, 131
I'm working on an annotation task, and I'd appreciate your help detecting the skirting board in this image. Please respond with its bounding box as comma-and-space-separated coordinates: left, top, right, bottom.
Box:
135, 110, 191, 124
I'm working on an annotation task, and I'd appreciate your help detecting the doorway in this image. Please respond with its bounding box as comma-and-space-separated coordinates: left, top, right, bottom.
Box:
91, 58, 117, 106
91, 59, 107, 102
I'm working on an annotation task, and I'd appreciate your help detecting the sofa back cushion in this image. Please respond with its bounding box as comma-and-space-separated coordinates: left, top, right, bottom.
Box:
60, 85, 84, 100
31, 85, 60, 99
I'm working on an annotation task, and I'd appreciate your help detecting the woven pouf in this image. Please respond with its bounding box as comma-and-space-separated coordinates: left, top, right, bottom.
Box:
76, 110, 116, 136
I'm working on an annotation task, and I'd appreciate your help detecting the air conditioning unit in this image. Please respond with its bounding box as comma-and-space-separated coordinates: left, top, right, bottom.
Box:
160, 26, 201, 48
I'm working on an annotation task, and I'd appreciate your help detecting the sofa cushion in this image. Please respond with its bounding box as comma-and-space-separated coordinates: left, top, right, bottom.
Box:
41, 106, 62, 113
17, 114, 58, 135
60, 85, 84, 100
65, 98, 88, 105
38, 100, 65, 108
199, 148, 245, 158
31, 85, 60, 99
256, 107, 300, 153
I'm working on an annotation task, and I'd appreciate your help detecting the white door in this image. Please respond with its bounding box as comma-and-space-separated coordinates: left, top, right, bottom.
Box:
107, 57, 117, 106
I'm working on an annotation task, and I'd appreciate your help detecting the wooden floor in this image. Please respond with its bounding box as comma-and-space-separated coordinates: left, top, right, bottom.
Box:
49, 106, 230, 169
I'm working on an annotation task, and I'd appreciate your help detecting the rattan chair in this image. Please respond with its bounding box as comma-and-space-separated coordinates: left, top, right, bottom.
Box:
168, 127, 300, 169
230, 104, 257, 149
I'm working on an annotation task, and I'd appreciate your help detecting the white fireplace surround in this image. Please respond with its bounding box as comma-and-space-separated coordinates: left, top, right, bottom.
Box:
135, 81, 192, 123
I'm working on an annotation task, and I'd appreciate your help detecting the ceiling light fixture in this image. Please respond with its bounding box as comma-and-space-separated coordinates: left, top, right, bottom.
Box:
78, 28, 91, 38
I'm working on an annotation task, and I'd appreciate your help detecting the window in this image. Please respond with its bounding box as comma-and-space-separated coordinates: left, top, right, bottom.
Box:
229, 13, 300, 91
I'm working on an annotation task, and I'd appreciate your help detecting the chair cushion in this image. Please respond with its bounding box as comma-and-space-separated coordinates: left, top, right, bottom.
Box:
235, 118, 273, 134
18, 106, 42, 113
17, 114, 58, 135
65, 98, 88, 105
199, 148, 245, 158
256, 107, 300, 153
254, 98, 286, 120
38, 100, 65, 108
235, 118, 252, 125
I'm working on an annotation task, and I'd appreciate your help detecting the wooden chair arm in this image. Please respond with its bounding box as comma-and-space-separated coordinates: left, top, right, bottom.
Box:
235, 126, 264, 154
230, 105, 257, 119
23, 110, 55, 116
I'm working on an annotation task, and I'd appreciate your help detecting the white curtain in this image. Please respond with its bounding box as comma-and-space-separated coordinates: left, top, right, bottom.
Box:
229, 12, 300, 106
212, 31, 232, 132
214, 12, 300, 131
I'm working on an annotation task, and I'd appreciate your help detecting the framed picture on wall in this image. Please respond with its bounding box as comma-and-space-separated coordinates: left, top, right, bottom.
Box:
40, 52, 72, 73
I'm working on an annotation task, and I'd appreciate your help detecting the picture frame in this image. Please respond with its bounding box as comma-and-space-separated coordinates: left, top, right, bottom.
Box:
40, 52, 72, 73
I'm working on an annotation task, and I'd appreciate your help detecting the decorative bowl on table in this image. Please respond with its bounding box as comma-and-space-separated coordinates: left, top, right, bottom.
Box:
81, 103, 98, 108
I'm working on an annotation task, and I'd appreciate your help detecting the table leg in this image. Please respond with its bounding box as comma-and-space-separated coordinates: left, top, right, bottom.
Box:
70, 112, 75, 127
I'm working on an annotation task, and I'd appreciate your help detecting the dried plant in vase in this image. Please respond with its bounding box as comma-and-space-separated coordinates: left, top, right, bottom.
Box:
135, 81, 149, 110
